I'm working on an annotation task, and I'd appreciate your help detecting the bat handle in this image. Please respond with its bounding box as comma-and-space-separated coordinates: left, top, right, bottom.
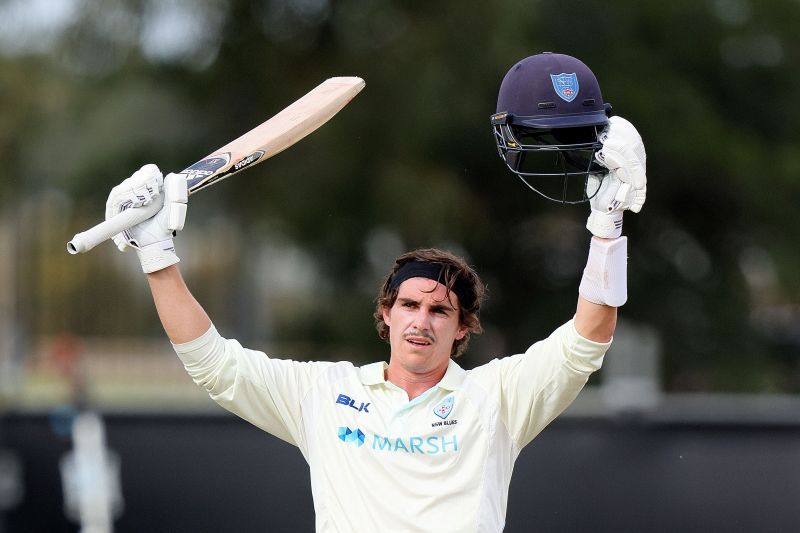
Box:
67, 201, 161, 254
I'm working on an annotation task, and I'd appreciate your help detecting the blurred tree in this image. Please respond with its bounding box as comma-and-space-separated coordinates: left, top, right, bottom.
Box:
0, 0, 798, 392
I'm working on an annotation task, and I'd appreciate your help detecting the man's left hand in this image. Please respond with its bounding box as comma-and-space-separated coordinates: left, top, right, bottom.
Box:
586, 116, 647, 238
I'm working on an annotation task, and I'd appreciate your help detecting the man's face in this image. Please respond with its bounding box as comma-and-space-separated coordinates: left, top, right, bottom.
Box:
382, 277, 467, 376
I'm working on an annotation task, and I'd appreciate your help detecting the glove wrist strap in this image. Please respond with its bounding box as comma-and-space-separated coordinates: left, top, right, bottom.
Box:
586, 209, 623, 239
137, 240, 179, 274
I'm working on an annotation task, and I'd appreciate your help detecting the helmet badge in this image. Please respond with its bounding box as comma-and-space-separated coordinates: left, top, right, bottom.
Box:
550, 73, 580, 102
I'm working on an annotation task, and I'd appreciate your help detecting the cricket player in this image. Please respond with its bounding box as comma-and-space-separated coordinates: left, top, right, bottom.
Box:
105, 52, 646, 532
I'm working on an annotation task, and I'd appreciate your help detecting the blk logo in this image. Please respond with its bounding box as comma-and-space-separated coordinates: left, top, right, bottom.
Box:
336, 393, 370, 413
338, 427, 365, 447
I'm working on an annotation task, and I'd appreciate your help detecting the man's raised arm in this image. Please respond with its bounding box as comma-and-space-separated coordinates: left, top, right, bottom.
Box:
104, 164, 211, 344
148, 266, 211, 344
575, 116, 647, 342
575, 295, 617, 343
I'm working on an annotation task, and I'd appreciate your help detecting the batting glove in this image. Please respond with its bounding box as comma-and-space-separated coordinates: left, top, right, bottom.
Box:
105, 164, 188, 273
586, 116, 647, 239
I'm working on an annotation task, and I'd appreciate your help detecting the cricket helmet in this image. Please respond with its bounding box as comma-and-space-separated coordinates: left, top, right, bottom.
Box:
491, 52, 612, 203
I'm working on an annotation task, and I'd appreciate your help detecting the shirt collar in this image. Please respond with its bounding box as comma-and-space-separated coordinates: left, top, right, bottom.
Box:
438, 359, 467, 390
358, 361, 388, 386
358, 359, 467, 390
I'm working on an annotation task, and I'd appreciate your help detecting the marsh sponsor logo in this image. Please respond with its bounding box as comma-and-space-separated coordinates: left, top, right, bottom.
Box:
336, 426, 459, 455
338, 427, 365, 447
371, 434, 458, 455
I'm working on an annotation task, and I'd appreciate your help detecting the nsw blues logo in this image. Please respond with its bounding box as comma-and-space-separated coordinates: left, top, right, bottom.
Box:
550, 73, 579, 102
433, 397, 454, 419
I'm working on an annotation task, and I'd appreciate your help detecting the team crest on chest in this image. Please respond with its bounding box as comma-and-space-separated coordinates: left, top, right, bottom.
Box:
433, 396, 455, 419
550, 72, 579, 102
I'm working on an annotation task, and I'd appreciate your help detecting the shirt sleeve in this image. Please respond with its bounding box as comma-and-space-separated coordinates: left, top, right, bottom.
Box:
172, 324, 332, 449
488, 319, 610, 450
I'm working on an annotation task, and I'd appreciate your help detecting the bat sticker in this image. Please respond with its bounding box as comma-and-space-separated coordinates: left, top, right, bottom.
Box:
233, 150, 264, 172
183, 154, 231, 190
185, 150, 266, 192
183, 154, 231, 178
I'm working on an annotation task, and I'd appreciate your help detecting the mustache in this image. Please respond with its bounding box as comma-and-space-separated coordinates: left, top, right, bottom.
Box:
403, 329, 435, 342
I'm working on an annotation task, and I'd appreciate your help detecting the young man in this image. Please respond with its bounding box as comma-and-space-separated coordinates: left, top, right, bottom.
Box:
104, 52, 645, 531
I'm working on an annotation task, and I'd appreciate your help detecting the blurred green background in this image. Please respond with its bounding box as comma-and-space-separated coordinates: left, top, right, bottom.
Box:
1, 0, 799, 409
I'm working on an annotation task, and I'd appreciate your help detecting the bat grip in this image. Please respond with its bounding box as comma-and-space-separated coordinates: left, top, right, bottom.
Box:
67, 201, 162, 254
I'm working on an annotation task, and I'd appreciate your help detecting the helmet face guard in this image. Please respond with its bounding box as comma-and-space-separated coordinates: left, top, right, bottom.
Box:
492, 53, 613, 204
492, 112, 609, 204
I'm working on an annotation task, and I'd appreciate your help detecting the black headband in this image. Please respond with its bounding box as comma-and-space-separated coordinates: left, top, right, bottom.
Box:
388, 261, 475, 309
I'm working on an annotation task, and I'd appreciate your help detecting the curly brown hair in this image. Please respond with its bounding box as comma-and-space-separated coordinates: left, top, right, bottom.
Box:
374, 248, 486, 357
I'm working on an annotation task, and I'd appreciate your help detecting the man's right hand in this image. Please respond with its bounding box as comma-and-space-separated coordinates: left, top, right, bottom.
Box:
105, 164, 188, 273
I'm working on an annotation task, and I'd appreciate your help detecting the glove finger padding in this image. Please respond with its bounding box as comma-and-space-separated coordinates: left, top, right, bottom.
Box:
596, 140, 647, 190
595, 116, 647, 189
629, 185, 646, 214
106, 164, 165, 251
106, 164, 163, 216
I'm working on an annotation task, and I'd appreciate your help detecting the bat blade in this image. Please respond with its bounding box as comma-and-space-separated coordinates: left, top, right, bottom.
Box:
66, 76, 365, 255
183, 76, 365, 193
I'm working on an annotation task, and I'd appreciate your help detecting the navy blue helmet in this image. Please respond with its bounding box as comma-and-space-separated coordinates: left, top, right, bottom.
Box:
491, 52, 612, 203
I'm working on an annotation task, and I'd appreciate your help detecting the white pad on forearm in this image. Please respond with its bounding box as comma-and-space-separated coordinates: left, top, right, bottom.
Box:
579, 236, 628, 307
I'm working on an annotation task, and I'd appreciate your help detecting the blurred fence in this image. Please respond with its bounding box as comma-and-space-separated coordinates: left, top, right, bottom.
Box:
2, 405, 799, 532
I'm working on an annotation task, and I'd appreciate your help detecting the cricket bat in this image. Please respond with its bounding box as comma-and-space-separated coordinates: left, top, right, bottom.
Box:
67, 76, 365, 254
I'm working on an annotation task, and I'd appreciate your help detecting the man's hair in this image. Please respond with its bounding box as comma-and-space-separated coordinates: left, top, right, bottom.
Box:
374, 248, 486, 357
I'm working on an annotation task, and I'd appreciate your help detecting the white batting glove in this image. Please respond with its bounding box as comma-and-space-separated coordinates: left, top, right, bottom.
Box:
105, 164, 188, 273
586, 116, 647, 238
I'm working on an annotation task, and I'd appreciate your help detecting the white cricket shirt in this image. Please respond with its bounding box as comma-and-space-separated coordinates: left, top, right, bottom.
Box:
173, 319, 609, 532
